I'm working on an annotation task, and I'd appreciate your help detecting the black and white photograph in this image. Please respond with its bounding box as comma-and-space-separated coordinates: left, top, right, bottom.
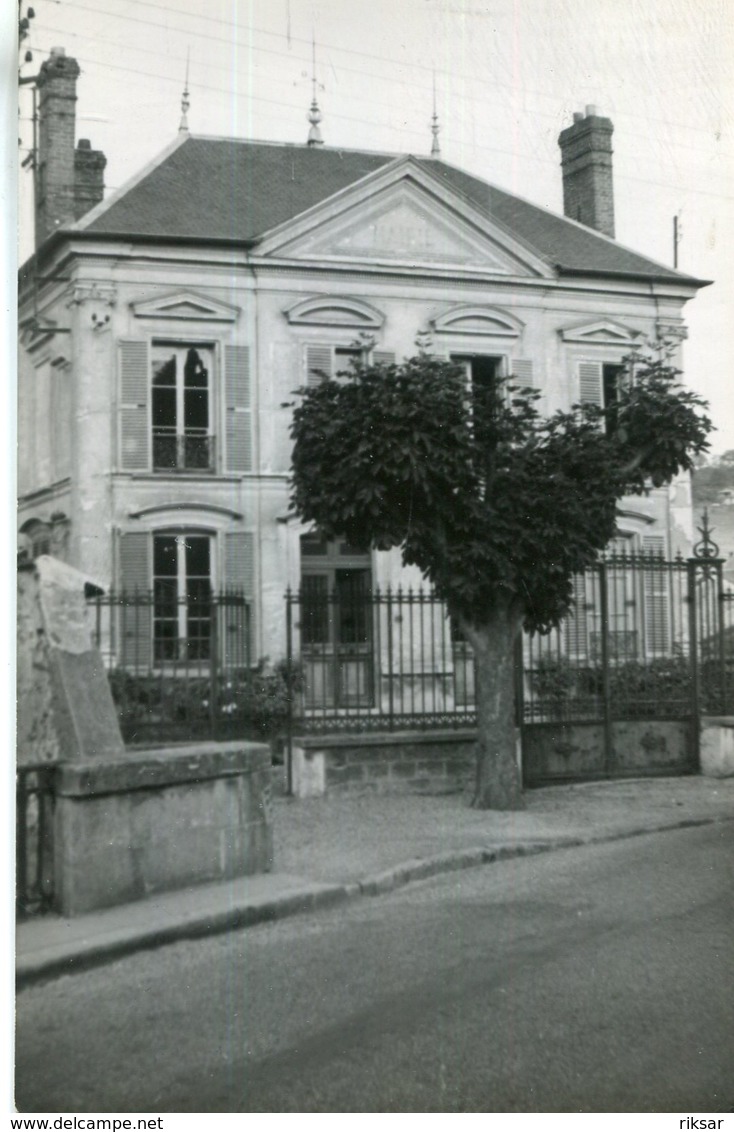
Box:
10, 0, 734, 1117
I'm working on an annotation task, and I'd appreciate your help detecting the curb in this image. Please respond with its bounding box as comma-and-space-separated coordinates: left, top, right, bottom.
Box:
16, 881, 356, 990
357, 837, 586, 896
17, 816, 731, 988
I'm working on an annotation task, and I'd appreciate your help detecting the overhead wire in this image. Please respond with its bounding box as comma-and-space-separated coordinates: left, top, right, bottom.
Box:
44, 0, 734, 141
19, 40, 734, 201
21, 4, 734, 201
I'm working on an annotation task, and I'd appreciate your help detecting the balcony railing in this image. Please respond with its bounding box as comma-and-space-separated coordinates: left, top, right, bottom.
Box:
153, 431, 215, 472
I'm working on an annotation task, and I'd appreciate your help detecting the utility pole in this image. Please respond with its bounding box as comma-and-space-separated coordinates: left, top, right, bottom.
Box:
673, 213, 682, 270
18, 1, 39, 160
18, 2, 41, 320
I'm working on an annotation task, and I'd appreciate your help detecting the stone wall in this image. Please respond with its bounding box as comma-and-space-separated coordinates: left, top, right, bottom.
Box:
54, 742, 273, 915
700, 717, 734, 778
290, 730, 476, 797
289, 719, 696, 799
17, 556, 274, 916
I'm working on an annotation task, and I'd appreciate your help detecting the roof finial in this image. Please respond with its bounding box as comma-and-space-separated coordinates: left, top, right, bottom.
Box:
430, 72, 441, 157
307, 33, 324, 147
179, 49, 190, 133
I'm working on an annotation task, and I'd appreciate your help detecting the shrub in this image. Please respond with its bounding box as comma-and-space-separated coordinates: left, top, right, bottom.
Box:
530, 654, 694, 718
106, 658, 304, 743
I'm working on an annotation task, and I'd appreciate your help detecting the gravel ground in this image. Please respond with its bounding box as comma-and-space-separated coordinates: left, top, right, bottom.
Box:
272, 774, 734, 883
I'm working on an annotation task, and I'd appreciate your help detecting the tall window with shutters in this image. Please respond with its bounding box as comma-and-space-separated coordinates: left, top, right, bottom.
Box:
117, 528, 255, 669
117, 340, 252, 474
151, 345, 213, 472
577, 360, 625, 430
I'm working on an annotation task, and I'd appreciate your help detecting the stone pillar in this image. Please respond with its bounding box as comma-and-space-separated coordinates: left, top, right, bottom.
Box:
66, 282, 117, 582
19, 556, 125, 764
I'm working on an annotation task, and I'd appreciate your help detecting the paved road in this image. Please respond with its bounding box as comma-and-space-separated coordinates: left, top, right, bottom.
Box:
16, 823, 734, 1113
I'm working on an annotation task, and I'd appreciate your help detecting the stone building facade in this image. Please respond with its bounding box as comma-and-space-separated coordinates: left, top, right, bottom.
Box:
18, 51, 708, 672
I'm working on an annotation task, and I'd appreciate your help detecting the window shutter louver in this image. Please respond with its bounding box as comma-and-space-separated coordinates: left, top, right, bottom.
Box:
373, 350, 396, 366
225, 531, 255, 666
578, 361, 604, 407
642, 535, 669, 654
118, 531, 152, 668
224, 345, 252, 473
306, 345, 333, 387
118, 340, 150, 471
225, 531, 254, 594
513, 359, 534, 387
565, 572, 588, 657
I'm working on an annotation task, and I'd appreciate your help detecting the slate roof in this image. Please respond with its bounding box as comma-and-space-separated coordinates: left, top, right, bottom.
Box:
79, 135, 702, 285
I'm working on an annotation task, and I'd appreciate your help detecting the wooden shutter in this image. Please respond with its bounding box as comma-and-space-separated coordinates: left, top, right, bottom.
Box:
224, 345, 252, 472
642, 535, 669, 654
564, 572, 589, 658
373, 350, 396, 366
513, 359, 534, 387
118, 531, 152, 668
225, 531, 254, 594
118, 340, 150, 471
578, 361, 604, 407
224, 531, 255, 665
306, 345, 333, 387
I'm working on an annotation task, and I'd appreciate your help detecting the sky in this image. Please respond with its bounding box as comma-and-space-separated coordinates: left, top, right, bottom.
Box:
13, 0, 734, 451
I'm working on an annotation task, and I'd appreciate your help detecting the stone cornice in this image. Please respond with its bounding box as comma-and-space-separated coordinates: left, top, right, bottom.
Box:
66, 281, 118, 308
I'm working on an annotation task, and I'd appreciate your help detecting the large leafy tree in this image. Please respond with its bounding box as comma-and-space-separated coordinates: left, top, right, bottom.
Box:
290, 346, 711, 809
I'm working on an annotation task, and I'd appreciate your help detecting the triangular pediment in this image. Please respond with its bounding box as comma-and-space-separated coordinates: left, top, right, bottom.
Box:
257, 160, 551, 277
131, 290, 240, 322
560, 319, 643, 346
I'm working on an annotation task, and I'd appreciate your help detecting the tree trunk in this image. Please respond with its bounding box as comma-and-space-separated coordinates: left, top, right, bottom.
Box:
464, 603, 524, 810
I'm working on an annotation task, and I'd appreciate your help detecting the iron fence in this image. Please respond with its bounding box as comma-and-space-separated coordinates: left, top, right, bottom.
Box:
286, 537, 734, 737
286, 585, 477, 733
16, 764, 55, 917
87, 589, 252, 744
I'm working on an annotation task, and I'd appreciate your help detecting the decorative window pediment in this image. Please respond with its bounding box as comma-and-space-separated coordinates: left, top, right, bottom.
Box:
284, 296, 385, 330
431, 305, 524, 338
560, 319, 643, 347
616, 509, 656, 527
130, 291, 240, 323
127, 502, 244, 522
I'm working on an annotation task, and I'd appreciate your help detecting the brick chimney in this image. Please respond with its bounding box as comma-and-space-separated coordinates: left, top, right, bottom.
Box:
35, 47, 106, 247
74, 139, 106, 221
558, 105, 615, 239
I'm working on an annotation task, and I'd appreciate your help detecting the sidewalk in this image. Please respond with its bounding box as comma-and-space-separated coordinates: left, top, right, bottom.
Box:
17, 775, 734, 987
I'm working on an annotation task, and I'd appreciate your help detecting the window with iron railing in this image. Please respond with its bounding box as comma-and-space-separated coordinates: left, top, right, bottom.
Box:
153, 533, 213, 662
152, 345, 214, 473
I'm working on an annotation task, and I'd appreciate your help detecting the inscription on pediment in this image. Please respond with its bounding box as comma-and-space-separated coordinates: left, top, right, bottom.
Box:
334, 201, 479, 262
275, 187, 526, 273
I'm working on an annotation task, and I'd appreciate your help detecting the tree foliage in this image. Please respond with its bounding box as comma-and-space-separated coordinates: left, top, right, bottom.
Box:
290, 346, 711, 635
